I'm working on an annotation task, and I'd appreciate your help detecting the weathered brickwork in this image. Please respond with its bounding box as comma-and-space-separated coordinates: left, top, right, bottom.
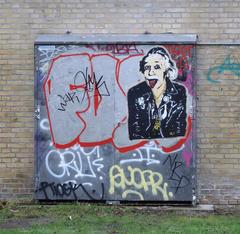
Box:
197, 45, 240, 205
0, 0, 240, 206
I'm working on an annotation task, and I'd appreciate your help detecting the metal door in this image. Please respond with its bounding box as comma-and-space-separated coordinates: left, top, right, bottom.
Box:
34, 35, 197, 203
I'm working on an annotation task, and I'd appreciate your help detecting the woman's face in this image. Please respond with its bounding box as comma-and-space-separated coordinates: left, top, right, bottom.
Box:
143, 54, 167, 89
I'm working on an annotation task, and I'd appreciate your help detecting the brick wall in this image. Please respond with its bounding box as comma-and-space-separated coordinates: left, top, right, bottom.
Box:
0, 0, 240, 205
197, 45, 240, 205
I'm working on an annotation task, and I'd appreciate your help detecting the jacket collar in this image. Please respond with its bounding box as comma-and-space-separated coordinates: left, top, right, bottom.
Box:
165, 77, 178, 95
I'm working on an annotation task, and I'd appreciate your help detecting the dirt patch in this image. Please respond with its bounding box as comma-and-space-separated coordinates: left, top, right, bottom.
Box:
0, 217, 53, 229
0, 201, 8, 210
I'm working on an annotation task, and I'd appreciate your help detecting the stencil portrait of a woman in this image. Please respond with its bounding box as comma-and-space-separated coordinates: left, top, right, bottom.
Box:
127, 46, 187, 140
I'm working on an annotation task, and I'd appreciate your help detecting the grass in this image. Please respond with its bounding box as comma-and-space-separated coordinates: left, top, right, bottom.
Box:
0, 202, 239, 234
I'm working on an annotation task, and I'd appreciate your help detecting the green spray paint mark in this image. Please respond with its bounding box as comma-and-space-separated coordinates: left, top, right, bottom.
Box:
207, 56, 240, 83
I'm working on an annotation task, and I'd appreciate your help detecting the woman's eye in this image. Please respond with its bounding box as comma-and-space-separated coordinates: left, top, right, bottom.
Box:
154, 64, 161, 69
144, 65, 150, 71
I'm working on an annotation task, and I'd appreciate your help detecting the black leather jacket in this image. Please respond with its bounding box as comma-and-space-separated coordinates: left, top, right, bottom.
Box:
127, 78, 187, 140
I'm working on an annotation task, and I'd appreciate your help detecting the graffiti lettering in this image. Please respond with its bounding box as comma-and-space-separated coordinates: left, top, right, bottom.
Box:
57, 92, 80, 111
85, 44, 143, 55
163, 154, 190, 193
109, 165, 173, 201
38, 45, 78, 65
37, 181, 80, 200
36, 181, 104, 200
69, 67, 110, 104
120, 142, 161, 165
45, 146, 104, 179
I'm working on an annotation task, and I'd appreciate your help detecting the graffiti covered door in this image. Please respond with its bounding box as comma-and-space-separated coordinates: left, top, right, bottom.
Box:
34, 35, 197, 203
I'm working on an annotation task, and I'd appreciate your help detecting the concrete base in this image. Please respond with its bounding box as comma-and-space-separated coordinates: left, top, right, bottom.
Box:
159, 204, 214, 211
125, 204, 215, 215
